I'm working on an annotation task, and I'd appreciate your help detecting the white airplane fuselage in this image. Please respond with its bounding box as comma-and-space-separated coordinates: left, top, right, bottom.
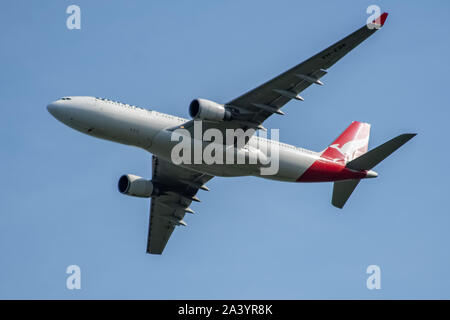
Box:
47, 96, 373, 183
46, 12, 415, 254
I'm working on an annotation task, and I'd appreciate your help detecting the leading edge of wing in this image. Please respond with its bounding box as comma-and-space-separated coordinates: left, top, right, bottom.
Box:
227, 12, 389, 112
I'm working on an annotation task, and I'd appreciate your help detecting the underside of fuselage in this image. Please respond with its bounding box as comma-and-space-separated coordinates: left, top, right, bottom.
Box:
46, 96, 379, 183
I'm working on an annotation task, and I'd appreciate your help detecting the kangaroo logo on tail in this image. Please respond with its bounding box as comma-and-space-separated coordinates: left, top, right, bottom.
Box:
322, 121, 371, 163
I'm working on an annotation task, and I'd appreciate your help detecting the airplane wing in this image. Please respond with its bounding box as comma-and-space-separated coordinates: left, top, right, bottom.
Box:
180, 13, 388, 135
147, 13, 388, 253
226, 13, 389, 130
147, 155, 213, 254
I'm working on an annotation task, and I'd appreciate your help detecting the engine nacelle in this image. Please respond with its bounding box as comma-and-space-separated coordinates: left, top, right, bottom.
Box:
189, 98, 232, 121
118, 174, 154, 198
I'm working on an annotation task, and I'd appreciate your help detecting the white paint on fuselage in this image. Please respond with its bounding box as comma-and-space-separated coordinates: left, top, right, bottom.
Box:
47, 96, 319, 182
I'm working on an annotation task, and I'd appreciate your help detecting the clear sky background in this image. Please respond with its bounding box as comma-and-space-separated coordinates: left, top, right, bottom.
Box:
1, 0, 449, 299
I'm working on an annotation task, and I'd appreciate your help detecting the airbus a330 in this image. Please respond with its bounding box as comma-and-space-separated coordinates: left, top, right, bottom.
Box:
48, 12, 415, 254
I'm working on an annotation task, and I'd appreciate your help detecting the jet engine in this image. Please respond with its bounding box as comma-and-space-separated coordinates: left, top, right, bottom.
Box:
189, 98, 232, 121
118, 174, 155, 198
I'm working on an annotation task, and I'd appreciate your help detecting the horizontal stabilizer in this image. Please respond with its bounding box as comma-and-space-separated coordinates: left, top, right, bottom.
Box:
332, 179, 361, 209
346, 134, 416, 171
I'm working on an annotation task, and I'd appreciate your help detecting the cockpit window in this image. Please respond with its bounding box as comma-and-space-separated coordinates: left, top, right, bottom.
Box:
60, 97, 72, 100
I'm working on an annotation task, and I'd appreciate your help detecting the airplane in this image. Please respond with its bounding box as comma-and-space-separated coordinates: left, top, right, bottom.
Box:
47, 12, 415, 254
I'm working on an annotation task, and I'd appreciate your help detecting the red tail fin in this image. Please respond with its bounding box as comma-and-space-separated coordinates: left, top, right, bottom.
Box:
321, 121, 371, 164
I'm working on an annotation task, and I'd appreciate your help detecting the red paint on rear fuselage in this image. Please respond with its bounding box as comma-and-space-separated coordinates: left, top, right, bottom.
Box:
297, 158, 367, 182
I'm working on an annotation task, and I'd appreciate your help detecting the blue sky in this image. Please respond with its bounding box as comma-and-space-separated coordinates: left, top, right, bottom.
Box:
1, 0, 449, 299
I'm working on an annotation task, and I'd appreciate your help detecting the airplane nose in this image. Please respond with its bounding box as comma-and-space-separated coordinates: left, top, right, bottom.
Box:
47, 100, 71, 122
47, 103, 59, 117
